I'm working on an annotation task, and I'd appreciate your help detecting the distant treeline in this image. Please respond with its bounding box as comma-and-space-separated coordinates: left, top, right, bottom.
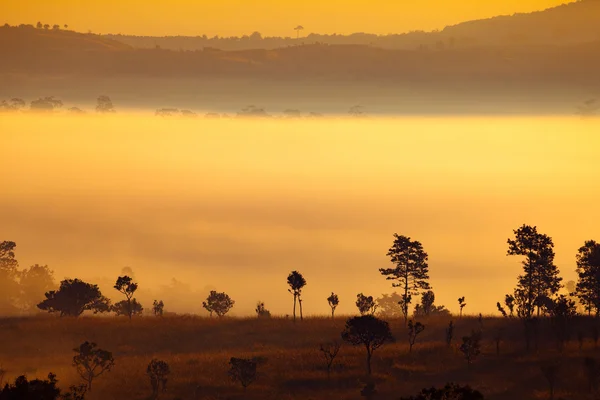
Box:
101, 1, 600, 51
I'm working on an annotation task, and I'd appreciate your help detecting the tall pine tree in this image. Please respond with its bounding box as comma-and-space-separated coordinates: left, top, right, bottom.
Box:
507, 225, 562, 318
575, 240, 600, 316
379, 234, 430, 324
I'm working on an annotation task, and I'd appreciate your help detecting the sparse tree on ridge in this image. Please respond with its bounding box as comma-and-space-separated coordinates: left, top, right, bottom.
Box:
327, 292, 339, 319
380, 234, 431, 325
294, 25, 304, 39
287, 271, 306, 322
507, 224, 562, 318
19, 264, 56, 312
575, 240, 600, 316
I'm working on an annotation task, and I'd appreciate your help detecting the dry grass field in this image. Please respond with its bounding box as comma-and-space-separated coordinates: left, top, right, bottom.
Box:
1, 315, 600, 399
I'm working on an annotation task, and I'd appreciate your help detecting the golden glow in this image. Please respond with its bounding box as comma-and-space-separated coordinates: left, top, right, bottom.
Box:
1, 0, 575, 36
2, 114, 599, 316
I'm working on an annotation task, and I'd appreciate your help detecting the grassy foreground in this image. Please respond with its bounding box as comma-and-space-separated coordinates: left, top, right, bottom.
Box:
1, 315, 599, 399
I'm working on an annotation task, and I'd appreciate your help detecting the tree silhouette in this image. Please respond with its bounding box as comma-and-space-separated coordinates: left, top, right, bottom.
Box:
287, 271, 306, 322
152, 300, 164, 317
30, 96, 62, 111
408, 319, 425, 352
507, 225, 561, 318
356, 293, 378, 315
0, 373, 61, 399
327, 292, 339, 319
52, 24, 60, 30
255, 301, 271, 318
575, 240, 600, 316
341, 315, 394, 375
36, 21, 43, 29
43, 24, 50, 30
0, 241, 19, 313
547, 295, 577, 352
202, 290, 234, 317
113, 275, 141, 320
72, 341, 114, 391
112, 299, 143, 318
294, 25, 304, 39
228, 358, 257, 390
445, 321, 454, 347
37, 279, 111, 317
460, 330, 482, 367
319, 340, 341, 379
96, 95, 115, 113
376, 292, 403, 318
67, 107, 85, 114
147, 359, 170, 399
458, 296, 466, 318
421, 291, 435, 316
380, 234, 431, 324
348, 105, 366, 117
0, 98, 26, 111
19, 264, 56, 312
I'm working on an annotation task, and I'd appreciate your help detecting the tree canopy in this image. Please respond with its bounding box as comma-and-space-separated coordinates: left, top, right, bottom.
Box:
37, 279, 111, 317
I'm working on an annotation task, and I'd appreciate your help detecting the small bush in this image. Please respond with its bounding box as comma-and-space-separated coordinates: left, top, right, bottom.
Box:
400, 382, 485, 400
460, 330, 481, 367
228, 358, 257, 390
147, 359, 170, 399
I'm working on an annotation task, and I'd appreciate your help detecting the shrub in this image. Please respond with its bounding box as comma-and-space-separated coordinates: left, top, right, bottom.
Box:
408, 319, 425, 352
228, 358, 257, 390
400, 382, 485, 400
72, 342, 114, 391
147, 359, 170, 399
459, 330, 481, 367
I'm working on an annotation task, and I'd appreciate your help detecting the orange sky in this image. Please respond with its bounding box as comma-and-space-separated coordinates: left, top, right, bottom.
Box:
2, 0, 574, 37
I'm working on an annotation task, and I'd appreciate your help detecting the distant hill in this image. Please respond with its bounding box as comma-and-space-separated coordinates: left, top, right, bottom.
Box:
0, 25, 130, 52
102, 0, 600, 51
1, 23, 600, 85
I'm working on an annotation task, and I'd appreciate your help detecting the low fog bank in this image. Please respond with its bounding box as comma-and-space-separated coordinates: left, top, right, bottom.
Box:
2, 114, 599, 317
1, 75, 598, 117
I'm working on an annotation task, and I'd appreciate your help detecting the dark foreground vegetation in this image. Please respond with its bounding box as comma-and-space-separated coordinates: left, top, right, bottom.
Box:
2, 315, 600, 399
2, 222, 600, 399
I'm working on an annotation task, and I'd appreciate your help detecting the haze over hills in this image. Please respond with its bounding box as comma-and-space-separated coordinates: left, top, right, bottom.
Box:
1, 1, 599, 114
102, 0, 600, 51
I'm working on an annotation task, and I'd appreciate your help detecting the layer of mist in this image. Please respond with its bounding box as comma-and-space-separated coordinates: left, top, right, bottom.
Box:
2, 114, 599, 316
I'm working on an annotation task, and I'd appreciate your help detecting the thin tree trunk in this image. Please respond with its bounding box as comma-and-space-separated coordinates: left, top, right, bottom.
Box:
331, 308, 334, 319
299, 297, 303, 321
293, 294, 297, 322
